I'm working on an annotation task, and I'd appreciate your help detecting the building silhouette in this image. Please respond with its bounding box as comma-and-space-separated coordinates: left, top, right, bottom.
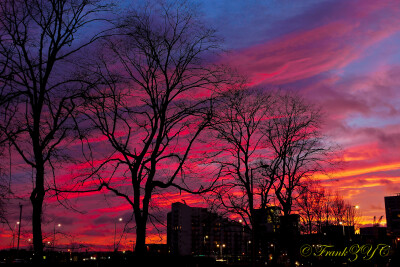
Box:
167, 202, 251, 257
166, 203, 291, 260
360, 226, 387, 242
253, 207, 281, 234
252, 207, 282, 255
385, 194, 400, 237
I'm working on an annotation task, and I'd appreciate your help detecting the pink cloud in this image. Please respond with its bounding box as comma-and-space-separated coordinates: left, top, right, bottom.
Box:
223, 2, 400, 86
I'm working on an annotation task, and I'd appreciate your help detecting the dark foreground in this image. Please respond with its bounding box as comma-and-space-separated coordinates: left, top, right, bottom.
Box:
0, 257, 398, 267
1, 249, 399, 267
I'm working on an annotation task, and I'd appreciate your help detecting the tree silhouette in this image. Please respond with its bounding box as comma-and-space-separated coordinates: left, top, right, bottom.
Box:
262, 92, 334, 216
207, 87, 274, 265
297, 184, 361, 236
0, 0, 111, 261
82, 1, 224, 255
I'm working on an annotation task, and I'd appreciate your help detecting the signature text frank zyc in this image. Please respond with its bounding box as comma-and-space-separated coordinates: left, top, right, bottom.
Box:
300, 244, 390, 262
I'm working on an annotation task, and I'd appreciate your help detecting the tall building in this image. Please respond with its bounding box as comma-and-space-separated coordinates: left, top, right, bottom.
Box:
253, 206, 281, 234
253, 207, 281, 255
167, 202, 250, 256
385, 194, 400, 237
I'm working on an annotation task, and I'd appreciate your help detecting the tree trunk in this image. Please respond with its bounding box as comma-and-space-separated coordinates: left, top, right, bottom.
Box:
251, 227, 256, 267
135, 218, 147, 255
30, 165, 45, 263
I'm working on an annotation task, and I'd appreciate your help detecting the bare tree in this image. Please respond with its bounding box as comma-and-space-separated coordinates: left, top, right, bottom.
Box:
208, 87, 274, 265
330, 191, 360, 228
0, 133, 9, 224
81, 1, 224, 255
0, 0, 111, 261
297, 182, 339, 235
0, 173, 9, 224
262, 92, 334, 216
343, 203, 361, 229
312, 185, 330, 232
330, 191, 346, 225
297, 182, 321, 234
297, 185, 361, 236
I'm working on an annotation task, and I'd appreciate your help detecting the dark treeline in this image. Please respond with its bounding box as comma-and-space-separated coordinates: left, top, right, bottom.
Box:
297, 181, 361, 235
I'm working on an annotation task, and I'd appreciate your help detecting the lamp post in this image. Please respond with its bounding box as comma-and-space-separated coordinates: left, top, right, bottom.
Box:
12, 221, 20, 249
53, 223, 61, 251
353, 205, 360, 231
203, 235, 208, 255
27, 238, 32, 251
17, 204, 22, 251
247, 240, 251, 255
339, 221, 345, 236
114, 218, 123, 252
216, 243, 225, 259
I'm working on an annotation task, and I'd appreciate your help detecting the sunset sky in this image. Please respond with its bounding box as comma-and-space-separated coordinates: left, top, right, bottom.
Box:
2, 0, 400, 251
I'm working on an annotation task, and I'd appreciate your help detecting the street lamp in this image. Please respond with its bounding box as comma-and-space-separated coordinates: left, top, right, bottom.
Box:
114, 217, 123, 252
271, 243, 275, 257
